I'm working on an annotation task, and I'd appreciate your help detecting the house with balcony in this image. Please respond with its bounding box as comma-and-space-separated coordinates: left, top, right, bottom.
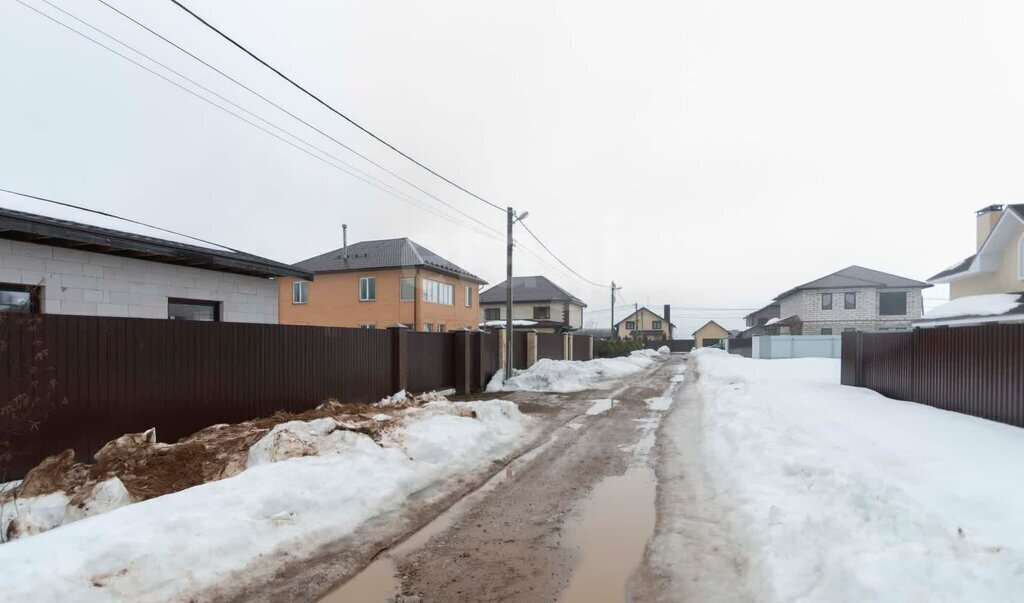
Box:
769, 266, 930, 334
478, 276, 586, 333
0, 206, 306, 322
279, 238, 486, 332
920, 205, 1024, 327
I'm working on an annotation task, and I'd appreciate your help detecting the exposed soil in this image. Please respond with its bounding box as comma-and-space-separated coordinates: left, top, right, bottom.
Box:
319, 357, 682, 603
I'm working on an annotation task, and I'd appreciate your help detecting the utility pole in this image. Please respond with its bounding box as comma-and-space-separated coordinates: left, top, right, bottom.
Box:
505, 207, 514, 380
610, 281, 621, 339
635, 302, 640, 340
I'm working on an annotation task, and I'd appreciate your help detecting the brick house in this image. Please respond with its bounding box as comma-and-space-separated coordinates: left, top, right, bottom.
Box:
0, 207, 306, 322
771, 266, 930, 334
278, 238, 486, 332
479, 276, 587, 333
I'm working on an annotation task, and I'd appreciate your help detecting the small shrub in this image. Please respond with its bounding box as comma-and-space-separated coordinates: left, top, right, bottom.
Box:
594, 338, 643, 358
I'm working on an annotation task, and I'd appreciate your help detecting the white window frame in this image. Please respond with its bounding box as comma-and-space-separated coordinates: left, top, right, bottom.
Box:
291, 281, 309, 304
422, 279, 453, 306
484, 307, 500, 321
359, 276, 376, 302
651, 320, 662, 330
423, 323, 432, 332
400, 277, 415, 302
465, 285, 472, 307
359, 323, 376, 329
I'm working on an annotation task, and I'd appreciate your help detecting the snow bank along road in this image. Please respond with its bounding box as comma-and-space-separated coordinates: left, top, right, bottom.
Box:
640, 349, 1024, 602
320, 351, 682, 602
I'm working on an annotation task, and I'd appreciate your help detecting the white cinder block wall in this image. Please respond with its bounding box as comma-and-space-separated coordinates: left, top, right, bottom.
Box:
0, 240, 279, 323
778, 288, 923, 332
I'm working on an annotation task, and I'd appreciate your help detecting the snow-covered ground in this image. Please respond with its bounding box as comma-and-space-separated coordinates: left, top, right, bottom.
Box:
487, 349, 663, 393
0, 399, 533, 601
682, 349, 1024, 600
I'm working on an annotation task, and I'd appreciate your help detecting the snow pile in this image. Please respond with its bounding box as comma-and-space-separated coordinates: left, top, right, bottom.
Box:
479, 319, 537, 328
765, 317, 781, 325
922, 293, 1022, 319
486, 354, 656, 393
0, 400, 533, 601
657, 345, 671, 354
687, 348, 1024, 600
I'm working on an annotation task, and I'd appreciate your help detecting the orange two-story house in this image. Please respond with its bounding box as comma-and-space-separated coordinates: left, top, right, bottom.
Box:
278, 238, 486, 332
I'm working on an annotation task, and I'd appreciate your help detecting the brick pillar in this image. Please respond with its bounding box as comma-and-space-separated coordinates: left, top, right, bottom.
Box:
526, 331, 538, 367
388, 323, 409, 394
588, 336, 594, 360
563, 334, 572, 360
497, 328, 507, 374
453, 329, 472, 396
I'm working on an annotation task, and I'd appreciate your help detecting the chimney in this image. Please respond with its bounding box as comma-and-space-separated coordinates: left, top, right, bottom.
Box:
342, 224, 348, 260
976, 205, 1003, 250
663, 304, 672, 340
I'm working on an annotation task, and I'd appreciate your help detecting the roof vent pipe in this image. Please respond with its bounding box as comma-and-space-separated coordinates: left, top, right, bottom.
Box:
343, 224, 348, 260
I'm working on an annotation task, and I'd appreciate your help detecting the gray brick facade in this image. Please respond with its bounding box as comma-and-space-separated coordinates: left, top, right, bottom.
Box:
0, 240, 279, 323
778, 287, 923, 334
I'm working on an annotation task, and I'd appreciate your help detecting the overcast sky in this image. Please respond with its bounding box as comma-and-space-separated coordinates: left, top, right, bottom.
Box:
3, 0, 1024, 335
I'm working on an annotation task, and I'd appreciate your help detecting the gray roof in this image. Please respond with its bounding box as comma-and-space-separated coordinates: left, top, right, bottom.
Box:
479, 276, 586, 306
614, 306, 675, 328
775, 266, 931, 300
928, 204, 1024, 281
293, 238, 485, 283
0, 206, 310, 279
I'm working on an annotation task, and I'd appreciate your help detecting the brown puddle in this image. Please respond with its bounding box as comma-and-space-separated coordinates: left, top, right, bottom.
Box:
559, 468, 657, 603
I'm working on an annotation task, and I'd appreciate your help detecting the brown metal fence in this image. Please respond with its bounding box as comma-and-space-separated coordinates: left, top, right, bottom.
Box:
407, 332, 457, 393
512, 331, 528, 369
572, 335, 592, 361
536, 332, 564, 361
727, 338, 753, 358
841, 326, 1024, 427
481, 331, 499, 386
642, 339, 694, 353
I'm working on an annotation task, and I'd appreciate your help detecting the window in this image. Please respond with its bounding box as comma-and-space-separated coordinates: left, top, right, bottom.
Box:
820, 328, 833, 335
423, 279, 453, 305
484, 308, 500, 321
844, 328, 857, 332
423, 323, 432, 332
359, 323, 376, 329
400, 277, 415, 302
757, 318, 768, 326
533, 306, 551, 320
626, 320, 636, 330
168, 298, 220, 321
0, 284, 40, 314
879, 291, 907, 316
465, 286, 472, 307
291, 281, 308, 304
844, 292, 857, 309
652, 320, 662, 330
821, 293, 832, 310
359, 277, 376, 301
438, 325, 446, 333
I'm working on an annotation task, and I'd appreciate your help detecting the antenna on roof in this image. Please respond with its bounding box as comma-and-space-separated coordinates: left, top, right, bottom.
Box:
342, 224, 348, 261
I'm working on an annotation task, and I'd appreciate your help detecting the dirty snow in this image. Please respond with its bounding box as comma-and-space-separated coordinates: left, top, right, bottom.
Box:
487, 354, 657, 393
644, 396, 674, 411
0, 400, 533, 602
922, 293, 1022, 319
585, 399, 616, 415
681, 348, 1024, 601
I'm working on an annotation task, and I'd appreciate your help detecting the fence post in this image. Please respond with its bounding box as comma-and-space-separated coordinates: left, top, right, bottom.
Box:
563, 333, 571, 360
453, 329, 472, 396
588, 336, 594, 360
526, 331, 538, 367
497, 328, 507, 374
388, 323, 409, 394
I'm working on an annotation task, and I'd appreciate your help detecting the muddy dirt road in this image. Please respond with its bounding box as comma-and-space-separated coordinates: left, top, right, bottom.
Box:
323, 355, 685, 603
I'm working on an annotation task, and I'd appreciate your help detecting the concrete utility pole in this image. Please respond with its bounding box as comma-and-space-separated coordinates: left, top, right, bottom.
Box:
610, 281, 621, 339
503, 208, 529, 382
635, 302, 640, 339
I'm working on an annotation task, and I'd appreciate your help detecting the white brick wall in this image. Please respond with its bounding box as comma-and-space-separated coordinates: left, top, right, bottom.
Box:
1, 241, 279, 323
778, 287, 924, 332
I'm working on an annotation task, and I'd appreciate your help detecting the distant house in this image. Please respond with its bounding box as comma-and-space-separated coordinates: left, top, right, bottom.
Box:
921, 205, 1024, 327
744, 302, 780, 328
770, 266, 930, 334
614, 307, 673, 341
279, 238, 486, 332
693, 321, 730, 347
478, 276, 586, 333
0, 207, 306, 323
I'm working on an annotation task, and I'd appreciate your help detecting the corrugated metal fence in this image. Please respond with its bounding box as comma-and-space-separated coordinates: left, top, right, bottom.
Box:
841, 326, 1024, 427
407, 332, 456, 393
536, 332, 564, 361
572, 335, 591, 360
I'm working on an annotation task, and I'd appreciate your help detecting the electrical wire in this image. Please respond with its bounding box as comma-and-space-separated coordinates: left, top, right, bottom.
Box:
517, 220, 606, 288
166, 0, 506, 213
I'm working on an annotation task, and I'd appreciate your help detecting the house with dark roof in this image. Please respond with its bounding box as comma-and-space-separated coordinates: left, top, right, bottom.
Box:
279, 237, 486, 332
770, 266, 930, 334
920, 204, 1024, 327
613, 306, 675, 341
0, 206, 308, 323
478, 276, 586, 333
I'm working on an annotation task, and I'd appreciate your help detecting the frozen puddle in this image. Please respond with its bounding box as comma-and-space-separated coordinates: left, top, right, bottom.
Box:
559, 468, 657, 602
585, 399, 616, 415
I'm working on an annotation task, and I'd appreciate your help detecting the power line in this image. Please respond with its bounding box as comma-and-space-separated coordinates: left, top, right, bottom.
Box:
166, 0, 506, 214
15, 0, 505, 244
518, 220, 606, 288
91, 0, 504, 240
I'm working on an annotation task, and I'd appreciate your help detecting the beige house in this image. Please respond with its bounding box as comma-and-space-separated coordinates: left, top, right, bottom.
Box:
614, 307, 673, 341
922, 204, 1024, 327
478, 276, 586, 333
693, 320, 730, 347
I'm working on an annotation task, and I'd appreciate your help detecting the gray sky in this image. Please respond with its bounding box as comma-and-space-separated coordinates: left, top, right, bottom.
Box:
4, 0, 1024, 336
